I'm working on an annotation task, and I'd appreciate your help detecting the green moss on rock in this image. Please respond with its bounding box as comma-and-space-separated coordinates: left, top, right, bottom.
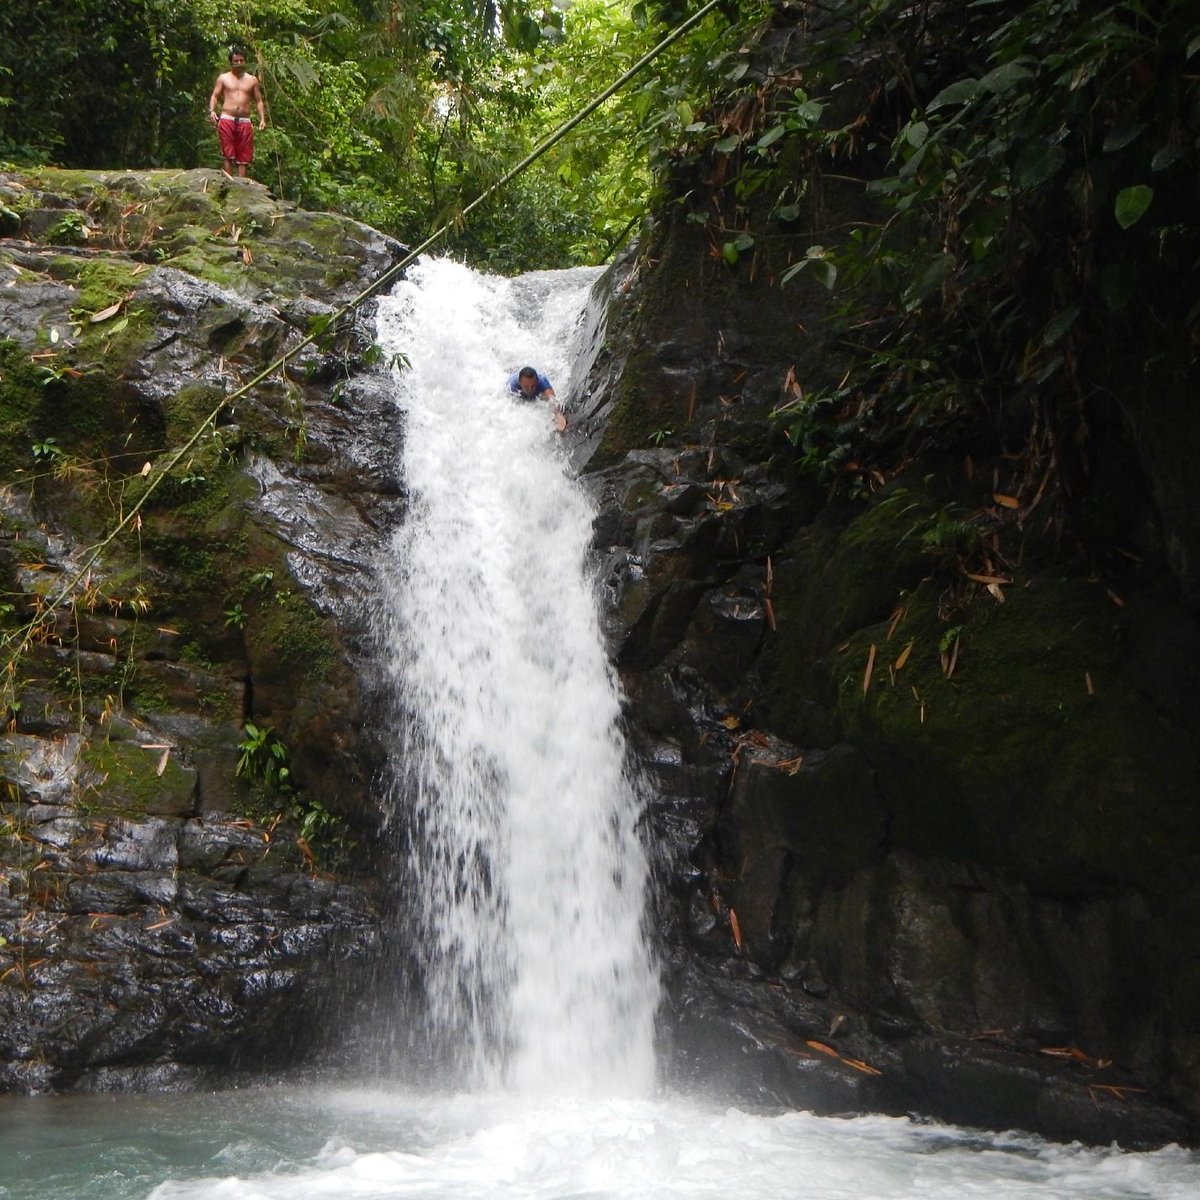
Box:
831, 572, 1200, 893
248, 592, 335, 682
81, 737, 198, 817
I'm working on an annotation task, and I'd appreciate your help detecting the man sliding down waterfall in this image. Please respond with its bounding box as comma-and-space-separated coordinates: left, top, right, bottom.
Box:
507, 365, 567, 432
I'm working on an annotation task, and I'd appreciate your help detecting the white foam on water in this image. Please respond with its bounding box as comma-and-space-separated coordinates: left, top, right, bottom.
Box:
130, 1090, 1199, 1200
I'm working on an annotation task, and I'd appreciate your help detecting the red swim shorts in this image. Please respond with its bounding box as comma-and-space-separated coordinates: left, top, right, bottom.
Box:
218, 116, 254, 165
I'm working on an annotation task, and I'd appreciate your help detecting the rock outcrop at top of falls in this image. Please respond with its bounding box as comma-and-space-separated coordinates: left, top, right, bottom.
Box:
0, 167, 403, 1091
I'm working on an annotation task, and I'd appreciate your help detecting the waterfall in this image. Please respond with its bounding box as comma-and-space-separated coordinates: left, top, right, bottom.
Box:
373, 258, 659, 1095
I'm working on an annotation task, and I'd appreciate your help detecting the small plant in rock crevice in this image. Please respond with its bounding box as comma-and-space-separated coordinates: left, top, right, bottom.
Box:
236, 721, 291, 794
235, 721, 352, 870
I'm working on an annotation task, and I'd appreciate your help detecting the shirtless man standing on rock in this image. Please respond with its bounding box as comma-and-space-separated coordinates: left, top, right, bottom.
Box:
208, 48, 267, 179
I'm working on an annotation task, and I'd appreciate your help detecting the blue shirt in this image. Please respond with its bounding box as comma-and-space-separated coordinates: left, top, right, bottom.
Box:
506, 371, 553, 398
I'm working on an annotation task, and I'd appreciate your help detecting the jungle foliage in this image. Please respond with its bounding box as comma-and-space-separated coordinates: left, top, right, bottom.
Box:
0, 0, 765, 270
733, 0, 1200, 539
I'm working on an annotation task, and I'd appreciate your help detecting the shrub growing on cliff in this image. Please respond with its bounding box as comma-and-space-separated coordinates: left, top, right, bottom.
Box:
762, 0, 1198, 529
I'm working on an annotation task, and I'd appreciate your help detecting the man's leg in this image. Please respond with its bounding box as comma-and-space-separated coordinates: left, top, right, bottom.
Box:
218, 119, 239, 177
239, 122, 255, 181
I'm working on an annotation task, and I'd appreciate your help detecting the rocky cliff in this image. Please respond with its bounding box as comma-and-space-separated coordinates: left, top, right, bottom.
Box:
0, 167, 403, 1090
567, 3, 1200, 1150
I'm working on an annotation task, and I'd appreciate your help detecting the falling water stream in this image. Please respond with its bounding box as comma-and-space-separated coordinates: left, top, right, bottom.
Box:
371, 259, 658, 1097
3, 260, 1198, 1199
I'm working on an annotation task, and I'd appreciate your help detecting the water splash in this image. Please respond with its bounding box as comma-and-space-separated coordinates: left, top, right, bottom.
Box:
373, 258, 658, 1094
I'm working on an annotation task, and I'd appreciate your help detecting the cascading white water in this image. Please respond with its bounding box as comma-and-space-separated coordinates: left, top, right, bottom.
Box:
372, 258, 658, 1095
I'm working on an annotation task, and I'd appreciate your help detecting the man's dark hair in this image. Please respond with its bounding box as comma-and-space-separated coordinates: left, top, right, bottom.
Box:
228, 47, 247, 62
518, 367, 538, 381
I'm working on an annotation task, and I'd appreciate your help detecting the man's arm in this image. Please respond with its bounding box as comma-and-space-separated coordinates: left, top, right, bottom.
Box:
208, 76, 224, 123
252, 78, 267, 129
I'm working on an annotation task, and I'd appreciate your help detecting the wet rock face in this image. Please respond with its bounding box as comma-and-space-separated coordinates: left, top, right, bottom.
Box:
0, 167, 403, 1090
579, 216, 1200, 1145
0, 804, 379, 1093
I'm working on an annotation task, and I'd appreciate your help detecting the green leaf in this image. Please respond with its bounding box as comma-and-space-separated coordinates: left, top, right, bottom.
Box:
1114, 185, 1153, 229
1151, 140, 1184, 172
980, 62, 1034, 94
898, 142, 929, 180
780, 259, 807, 285
714, 134, 741, 153
904, 121, 929, 148
927, 78, 981, 111
1014, 141, 1065, 189
1100, 262, 1137, 312
810, 259, 837, 290
1103, 123, 1145, 153
755, 123, 786, 150
905, 254, 955, 309
1035, 353, 1064, 384
789, 100, 825, 127
1042, 306, 1080, 347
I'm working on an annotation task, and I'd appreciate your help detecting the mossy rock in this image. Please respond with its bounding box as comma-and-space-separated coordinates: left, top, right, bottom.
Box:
247, 593, 335, 684
0, 338, 44, 476
80, 737, 198, 818
763, 488, 936, 736
833, 572, 1200, 893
